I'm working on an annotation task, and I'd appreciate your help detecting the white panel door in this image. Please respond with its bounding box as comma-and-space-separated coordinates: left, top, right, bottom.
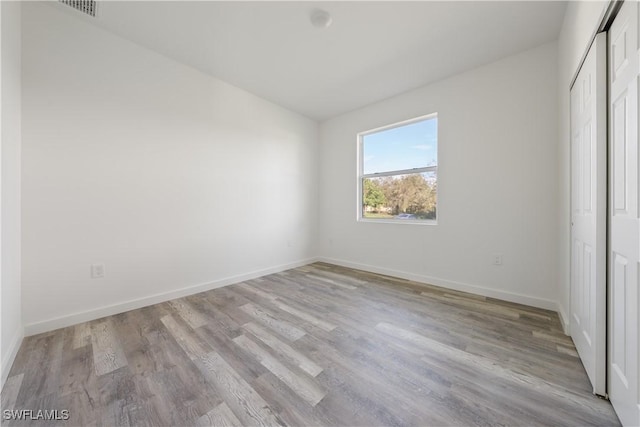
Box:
570, 32, 608, 396
609, 1, 639, 425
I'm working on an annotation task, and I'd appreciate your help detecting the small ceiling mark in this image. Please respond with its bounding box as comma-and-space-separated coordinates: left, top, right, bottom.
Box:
310, 9, 332, 29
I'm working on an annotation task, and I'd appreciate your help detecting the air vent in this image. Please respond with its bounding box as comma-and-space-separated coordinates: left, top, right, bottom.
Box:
59, 0, 97, 17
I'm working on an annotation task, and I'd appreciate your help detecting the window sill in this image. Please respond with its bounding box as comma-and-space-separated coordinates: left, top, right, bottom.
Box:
358, 218, 438, 226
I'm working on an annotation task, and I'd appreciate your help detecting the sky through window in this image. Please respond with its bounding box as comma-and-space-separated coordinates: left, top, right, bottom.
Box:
362, 116, 437, 175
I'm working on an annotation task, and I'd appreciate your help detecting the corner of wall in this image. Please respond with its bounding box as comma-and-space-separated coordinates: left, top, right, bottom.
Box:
0, 0, 23, 391
1, 329, 23, 389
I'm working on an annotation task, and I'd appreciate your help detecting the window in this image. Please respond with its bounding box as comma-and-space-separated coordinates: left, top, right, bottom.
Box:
358, 114, 438, 223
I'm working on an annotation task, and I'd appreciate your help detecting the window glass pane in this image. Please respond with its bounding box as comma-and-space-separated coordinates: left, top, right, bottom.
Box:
362, 171, 436, 220
363, 116, 437, 175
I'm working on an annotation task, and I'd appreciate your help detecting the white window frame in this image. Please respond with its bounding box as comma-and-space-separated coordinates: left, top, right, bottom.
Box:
357, 113, 438, 225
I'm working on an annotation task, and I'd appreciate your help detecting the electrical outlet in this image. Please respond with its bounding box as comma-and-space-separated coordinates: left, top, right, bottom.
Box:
492, 254, 503, 266
91, 264, 105, 278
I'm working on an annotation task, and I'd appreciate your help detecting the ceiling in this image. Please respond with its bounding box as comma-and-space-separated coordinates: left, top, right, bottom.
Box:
56, 1, 567, 121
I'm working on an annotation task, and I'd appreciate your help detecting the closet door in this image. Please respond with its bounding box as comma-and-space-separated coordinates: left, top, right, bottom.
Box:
570, 32, 607, 396
608, 1, 639, 425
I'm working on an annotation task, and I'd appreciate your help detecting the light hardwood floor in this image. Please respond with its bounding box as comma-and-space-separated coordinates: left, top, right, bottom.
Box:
1, 263, 620, 426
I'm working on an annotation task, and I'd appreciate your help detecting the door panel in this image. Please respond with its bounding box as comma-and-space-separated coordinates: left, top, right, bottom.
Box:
611, 252, 628, 386
608, 1, 639, 425
612, 90, 628, 213
570, 32, 608, 396
584, 121, 593, 212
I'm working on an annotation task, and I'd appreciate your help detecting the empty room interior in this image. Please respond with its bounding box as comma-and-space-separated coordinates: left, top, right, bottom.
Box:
1, 0, 639, 425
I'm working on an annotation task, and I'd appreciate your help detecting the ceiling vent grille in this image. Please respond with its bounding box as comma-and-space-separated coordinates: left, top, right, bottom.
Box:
59, 0, 97, 17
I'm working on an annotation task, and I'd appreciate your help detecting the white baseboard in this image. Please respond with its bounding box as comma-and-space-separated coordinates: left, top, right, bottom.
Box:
317, 256, 559, 312
24, 257, 319, 336
1, 328, 24, 390
556, 302, 570, 335
23, 255, 563, 336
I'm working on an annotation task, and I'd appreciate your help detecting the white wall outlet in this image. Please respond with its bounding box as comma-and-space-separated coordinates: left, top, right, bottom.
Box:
492, 254, 503, 266
91, 263, 105, 278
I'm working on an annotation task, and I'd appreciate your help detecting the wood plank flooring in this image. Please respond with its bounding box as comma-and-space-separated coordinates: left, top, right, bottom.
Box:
1, 263, 621, 426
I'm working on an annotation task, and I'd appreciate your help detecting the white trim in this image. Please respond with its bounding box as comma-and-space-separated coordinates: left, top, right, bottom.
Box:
22, 255, 564, 338
556, 302, 570, 335
1, 328, 23, 390
357, 113, 439, 223
362, 165, 437, 179
24, 257, 319, 336
358, 218, 437, 226
317, 256, 559, 312
568, 0, 618, 90
359, 112, 438, 137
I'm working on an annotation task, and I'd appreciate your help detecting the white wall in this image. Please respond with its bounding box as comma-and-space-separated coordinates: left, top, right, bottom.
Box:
556, 1, 608, 330
17, 0, 599, 340
318, 42, 559, 310
1, 1, 23, 387
21, 2, 318, 334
